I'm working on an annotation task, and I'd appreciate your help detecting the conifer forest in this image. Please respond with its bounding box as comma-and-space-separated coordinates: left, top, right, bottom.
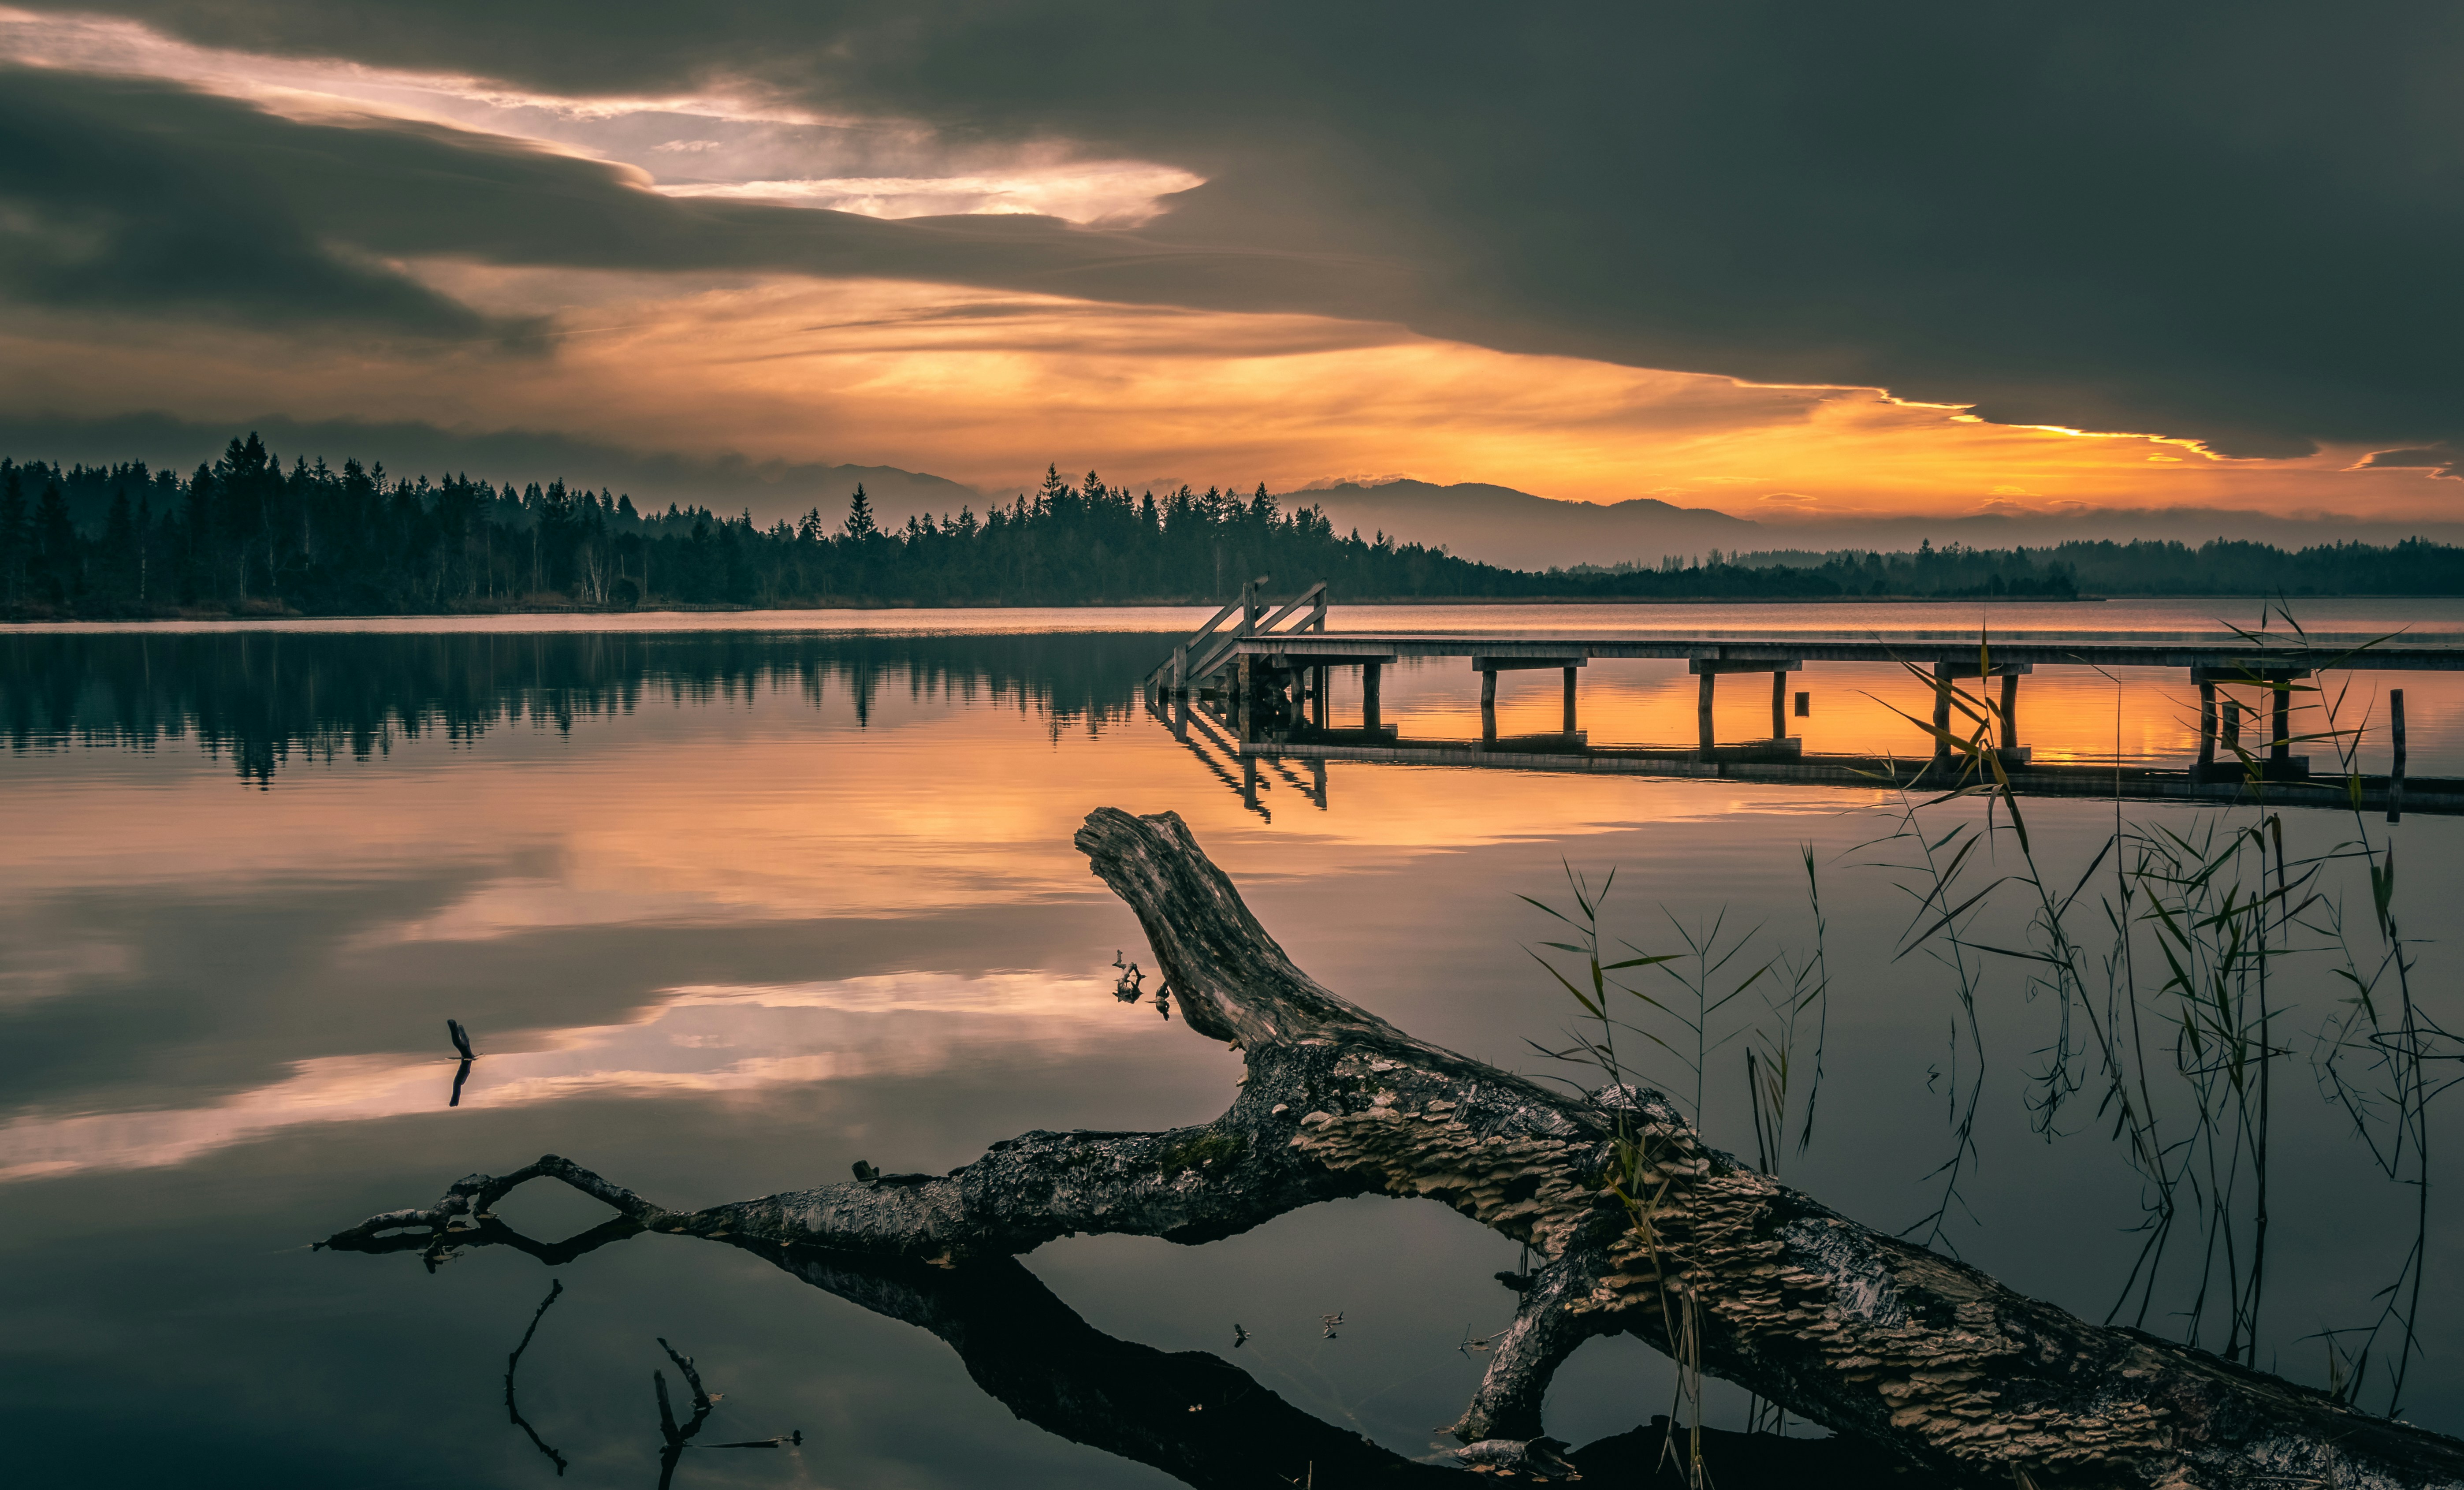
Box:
8, 433, 2464, 618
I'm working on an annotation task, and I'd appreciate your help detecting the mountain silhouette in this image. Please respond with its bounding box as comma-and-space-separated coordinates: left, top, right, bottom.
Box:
1291, 479, 1760, 570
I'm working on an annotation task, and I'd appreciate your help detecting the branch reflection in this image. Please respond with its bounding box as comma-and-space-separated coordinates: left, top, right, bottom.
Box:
336, 1215, 1922, 1488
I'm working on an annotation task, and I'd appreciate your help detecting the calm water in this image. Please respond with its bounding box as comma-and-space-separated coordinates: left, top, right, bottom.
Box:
4, 603, 2461, 1486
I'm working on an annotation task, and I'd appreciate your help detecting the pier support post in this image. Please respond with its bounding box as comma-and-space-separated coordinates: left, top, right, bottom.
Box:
2198, 680, 2218, 771
1688, 656, 1800, 759
1363, 662, 1382, 734
1932, 663, 1954, 762
1236, 653, 1254, 745
1564, 667, 1579, 735
1311, 664, 1328, 730
1481, 669, 1499, 746
1172, 643, 1188, 694
2390, 689, 2407, 823
2000, 672, 2021, 753
2195, 666, 2307, 779
2271, 680, 2293, 771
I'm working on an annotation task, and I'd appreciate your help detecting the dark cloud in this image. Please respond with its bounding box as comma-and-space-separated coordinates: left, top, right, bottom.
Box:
0, 68, 515, 339
2360, 445, 2462, 479
0, 62, 1409, 330
7, 4, 2464, 461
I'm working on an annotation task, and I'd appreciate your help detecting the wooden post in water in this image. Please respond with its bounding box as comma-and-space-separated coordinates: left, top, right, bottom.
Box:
1236, 653, 1254, 745
1172, 642, 1189, 695
2390, 688, 2408, 823
2271, 676, 2293, 771
2000, 672, 2020, 752
1481, 668, 1499, 746
1931, 662, 1954, 761
1697, 670, 1716, 756
1311, 665, 1328, 730
1770, 671, 1787, 738
2198, 679, 2218, 771
1563, 666, 1579, 735
1363, 662, 1382, 734
2223, 697, 2242, 756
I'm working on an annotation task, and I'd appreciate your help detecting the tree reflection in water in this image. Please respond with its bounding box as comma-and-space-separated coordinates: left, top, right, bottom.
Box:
331, 1213, 1916, 1488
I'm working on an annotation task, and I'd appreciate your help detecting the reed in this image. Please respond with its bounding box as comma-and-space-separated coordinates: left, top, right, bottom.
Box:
1527, 608, 2458, 1428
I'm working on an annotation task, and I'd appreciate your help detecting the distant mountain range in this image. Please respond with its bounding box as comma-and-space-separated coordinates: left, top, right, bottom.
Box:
1289, 480, 1758, 570
1288, 479, 2464, 569
12, 414, 2462, 568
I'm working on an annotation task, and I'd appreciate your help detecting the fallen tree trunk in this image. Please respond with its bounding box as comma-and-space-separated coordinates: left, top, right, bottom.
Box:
326, 807, 2464, 1489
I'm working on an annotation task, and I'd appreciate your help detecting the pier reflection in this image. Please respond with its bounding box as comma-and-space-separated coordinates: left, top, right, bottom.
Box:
1165, 648, 2464, 817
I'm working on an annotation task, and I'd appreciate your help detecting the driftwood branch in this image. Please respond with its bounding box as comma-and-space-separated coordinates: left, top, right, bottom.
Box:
326, 807, 2464, 1489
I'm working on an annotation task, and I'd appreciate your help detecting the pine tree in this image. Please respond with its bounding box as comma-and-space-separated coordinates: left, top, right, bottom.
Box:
844, 484, 878, 540
33, 477, 78, 603
0, 464, 25, 609
104, 488, 136, 602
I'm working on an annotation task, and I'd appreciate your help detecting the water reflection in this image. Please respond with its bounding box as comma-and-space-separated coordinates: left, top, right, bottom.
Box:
6, 618, 2464, 1486
0, 972, 1121, 1181
339, 1202, 1912, 1489
0, 630, 1160, 783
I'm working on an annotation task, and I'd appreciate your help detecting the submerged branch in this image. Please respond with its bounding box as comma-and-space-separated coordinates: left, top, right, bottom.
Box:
325, 807, 2464, 1490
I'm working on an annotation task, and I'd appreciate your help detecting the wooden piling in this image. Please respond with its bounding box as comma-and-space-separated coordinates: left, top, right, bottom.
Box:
2223, 697, 2242, 755
2390, 689, 2407, 823
2198, 680, 2218, 770
1932, 663, 1954, 761
1311, 664, 1328, 729
1770, 671, 1787, 738
2271, 678, 2293, 767
1363, 661, 1382, 733
1236, 653, 1254, 745
1481, 669, 1498, 746
1697, 671, 1716, 755
1563, 666, 1579, 735
2000, 672, 2020, 751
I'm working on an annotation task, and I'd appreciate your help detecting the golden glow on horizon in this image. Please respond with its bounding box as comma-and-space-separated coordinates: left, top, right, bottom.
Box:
4, 273, 2453, 521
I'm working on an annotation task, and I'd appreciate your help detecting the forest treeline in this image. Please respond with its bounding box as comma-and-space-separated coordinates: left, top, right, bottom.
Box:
6, 433, 2464, 616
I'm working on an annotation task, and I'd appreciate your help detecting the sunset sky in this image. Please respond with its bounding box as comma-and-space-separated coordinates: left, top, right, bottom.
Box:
4, 3, 2460, 523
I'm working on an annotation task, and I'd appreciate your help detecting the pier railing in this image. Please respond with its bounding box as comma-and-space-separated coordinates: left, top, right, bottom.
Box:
1147, 579, 1327, 694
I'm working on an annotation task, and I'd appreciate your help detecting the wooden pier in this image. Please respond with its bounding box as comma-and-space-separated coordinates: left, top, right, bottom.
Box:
1144, 586, 2464, 817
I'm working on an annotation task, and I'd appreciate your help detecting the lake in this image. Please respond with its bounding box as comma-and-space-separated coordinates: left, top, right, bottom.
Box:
4, 600, 2460, 1486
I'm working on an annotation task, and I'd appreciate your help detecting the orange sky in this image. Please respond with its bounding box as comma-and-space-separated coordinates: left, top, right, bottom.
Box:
2, 8, 2458, 522
5, 270, 2453, 519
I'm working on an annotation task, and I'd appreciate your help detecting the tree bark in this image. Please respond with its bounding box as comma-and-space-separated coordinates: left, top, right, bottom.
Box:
325, 807, 2464, 1490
